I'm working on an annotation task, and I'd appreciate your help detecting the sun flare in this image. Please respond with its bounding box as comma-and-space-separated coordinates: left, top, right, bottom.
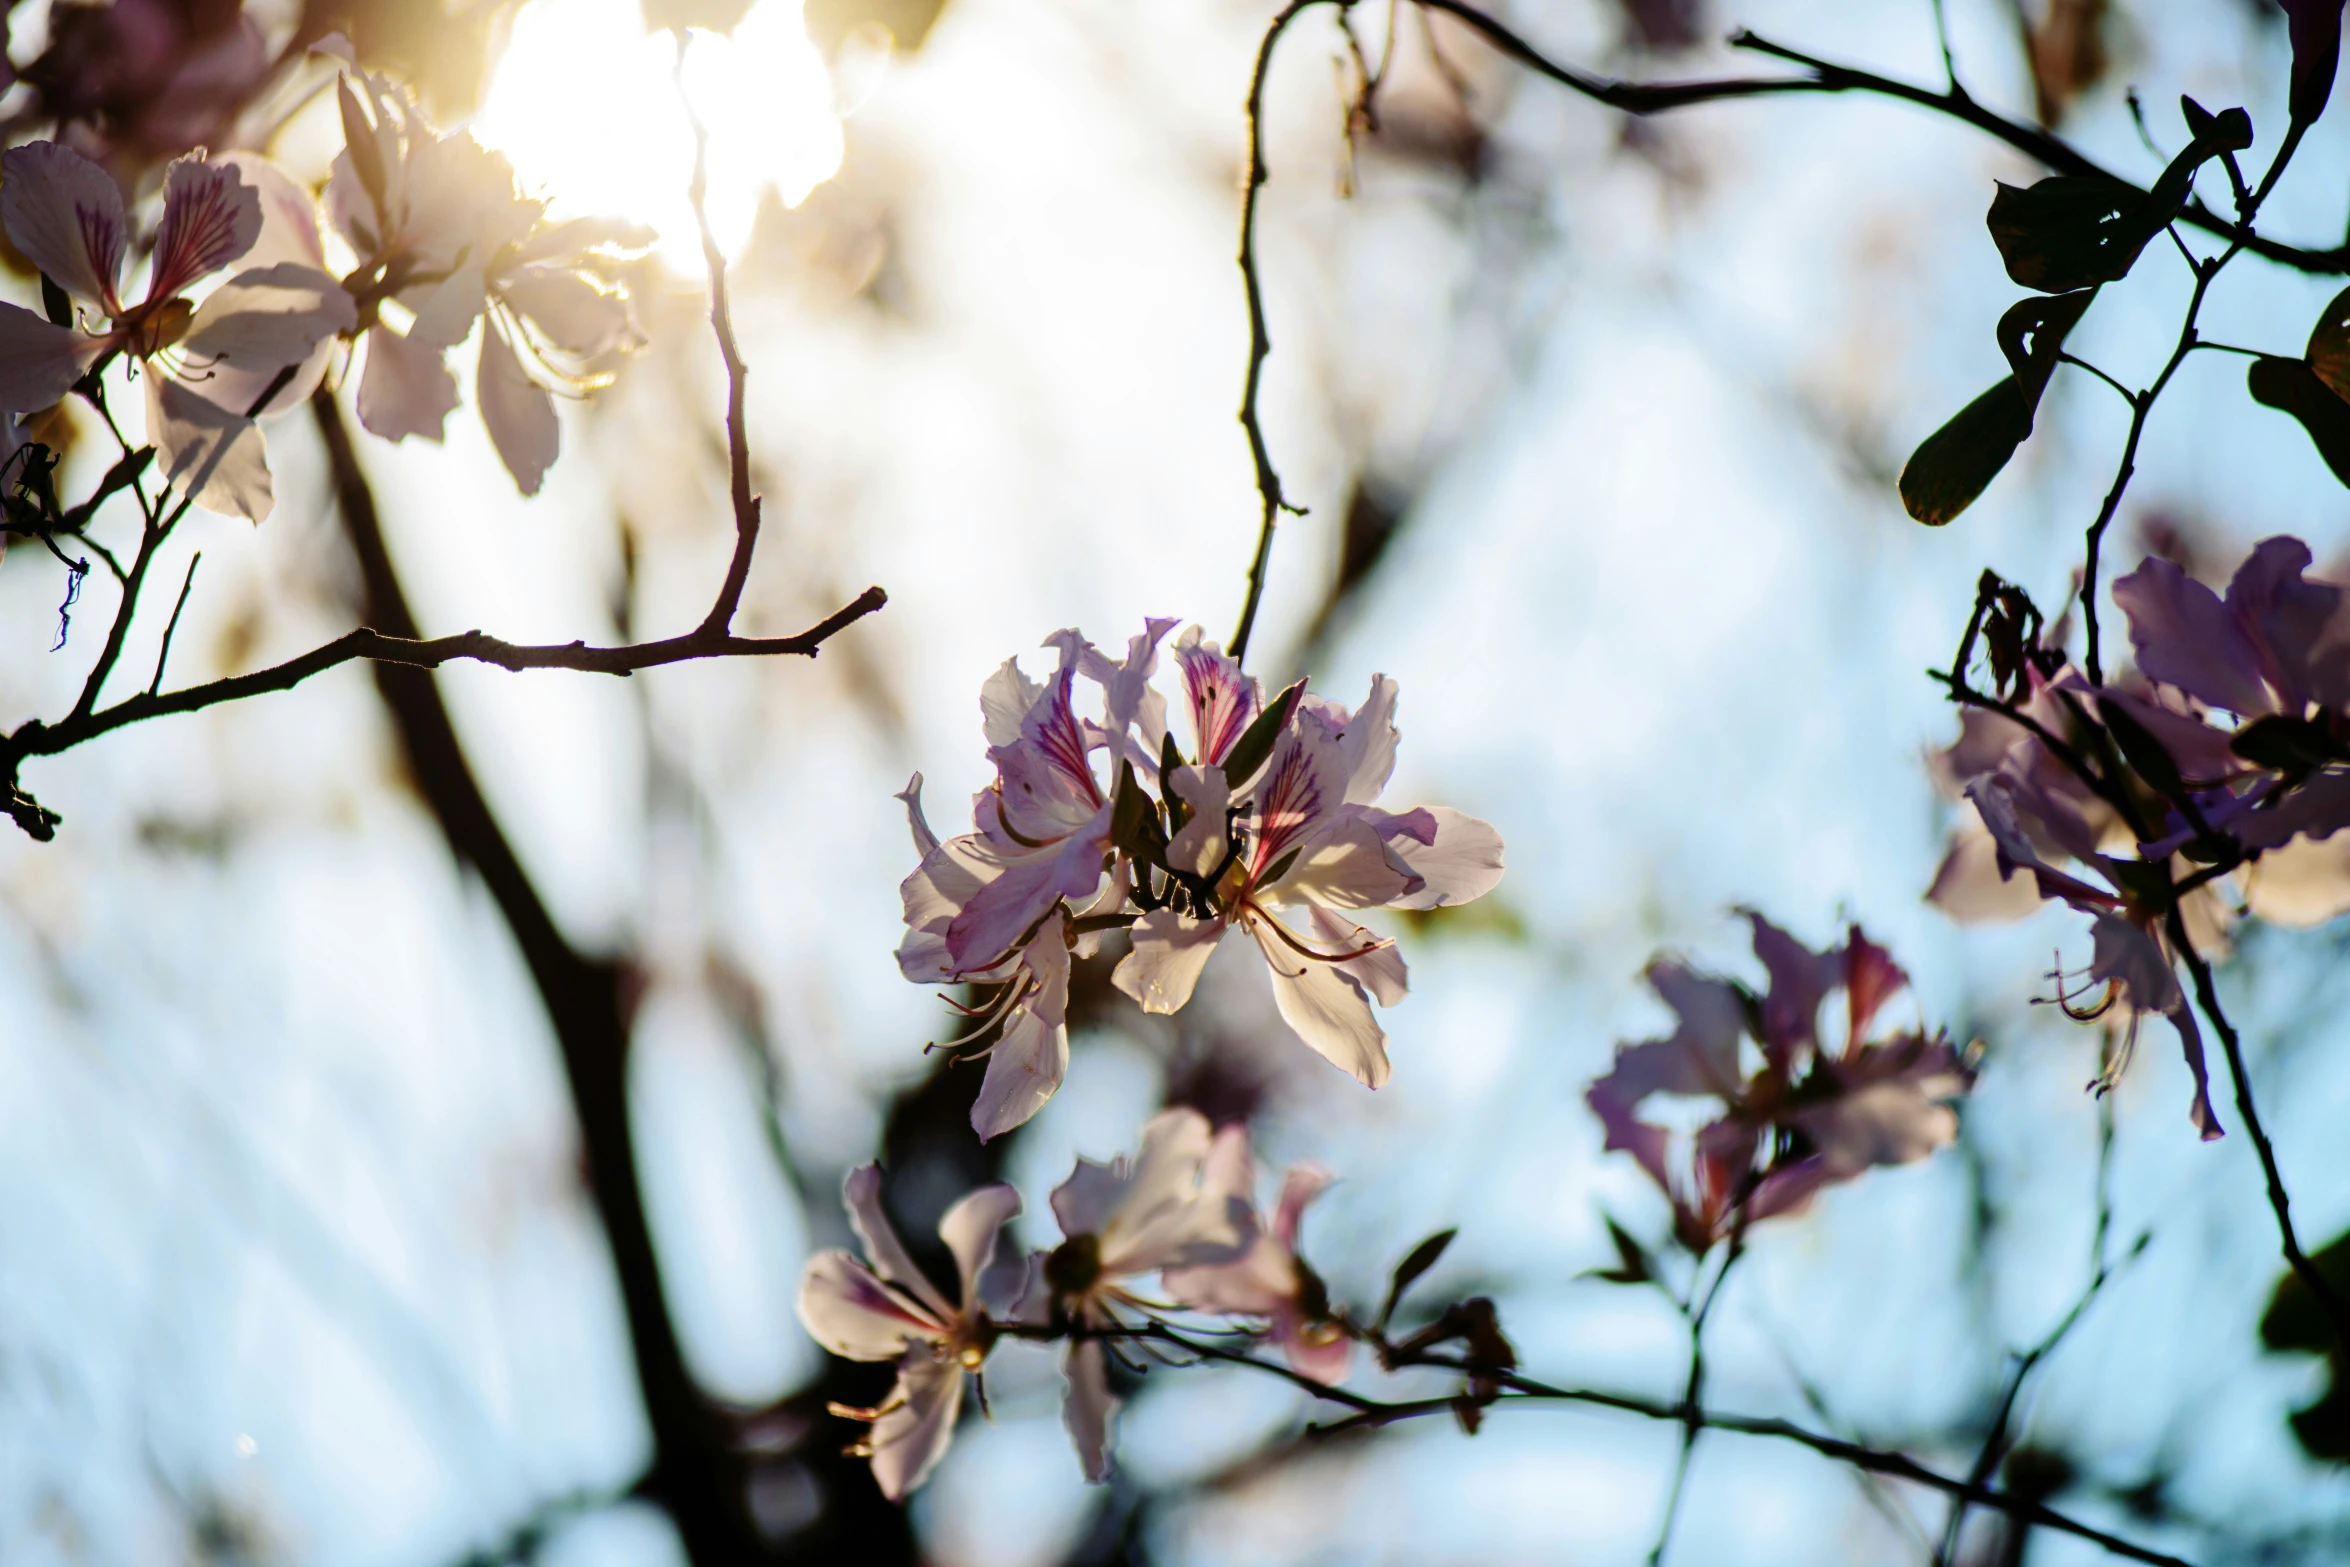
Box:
471, 0, 846, 269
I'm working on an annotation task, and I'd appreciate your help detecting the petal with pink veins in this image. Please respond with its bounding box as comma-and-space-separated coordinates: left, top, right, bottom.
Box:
1, 142, 127, 311
146, 157, 261, 302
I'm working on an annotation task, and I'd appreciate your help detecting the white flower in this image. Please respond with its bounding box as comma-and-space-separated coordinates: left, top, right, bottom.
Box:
795, 1165, 1020, 1500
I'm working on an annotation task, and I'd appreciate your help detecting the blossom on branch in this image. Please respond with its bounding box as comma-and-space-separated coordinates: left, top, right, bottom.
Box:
328, 73, 649, 495
795, 1165, 1020, 1499
1038, 1108, 1253, 1481
1587, 916, 1974, 1251
896, 621, 1504, 1139
1160, 1138, 1350, 1384
0, 140, 353, 520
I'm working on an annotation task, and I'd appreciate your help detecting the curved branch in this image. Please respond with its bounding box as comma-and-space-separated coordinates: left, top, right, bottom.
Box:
4, 585, 889, 763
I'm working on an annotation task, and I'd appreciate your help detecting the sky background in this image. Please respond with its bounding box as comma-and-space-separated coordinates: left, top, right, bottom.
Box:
2, 0, 2349, 1562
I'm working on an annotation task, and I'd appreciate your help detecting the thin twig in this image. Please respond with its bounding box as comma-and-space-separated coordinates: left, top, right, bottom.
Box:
2171, 916, 2350, 1357
672, 33, 763, 639
147, 551, 201, 698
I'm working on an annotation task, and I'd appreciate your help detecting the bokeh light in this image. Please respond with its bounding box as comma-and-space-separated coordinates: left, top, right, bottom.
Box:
471, 0, 846, 268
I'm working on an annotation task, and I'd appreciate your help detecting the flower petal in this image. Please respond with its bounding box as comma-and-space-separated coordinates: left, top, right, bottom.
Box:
148, 374, 272, 523
1247, 913, 1391, 1088
0, 302, 100, 412
181, 262, 356, 382
844, 1164, 954, 1320
796, 1250, 942, 1360
477, 319, 558, 495
2113, 554, 2272, 715
147, 157, 262, 302
1112, 909, 1223, 1015
357, 323, 459, 441
868, 1354, 964, 1500
1335, 673, 1400, 805
1385, 807, 1504, 910
1062, 1339, 1119, 1484
1, 142, 126, 310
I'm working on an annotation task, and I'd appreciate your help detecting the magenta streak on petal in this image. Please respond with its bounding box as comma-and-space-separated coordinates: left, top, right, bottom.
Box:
1248, 740, 1320, 881
148, 180, 239, 303
77, 204, 124, 315
1037, 673, 1104, 807
1178, 644, 1255, 763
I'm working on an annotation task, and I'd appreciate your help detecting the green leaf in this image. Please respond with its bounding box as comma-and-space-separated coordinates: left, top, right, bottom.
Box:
1579, 1214, 1654, 1287
2261, 1228, 2350, 1464
2250, 355, 2350, 488
1899, 378, 2034, 526
1109, 758, 1167, 870
1376, 1227, 1457, 1329
38, 273, 70, 329
1219, 678, 1304, 789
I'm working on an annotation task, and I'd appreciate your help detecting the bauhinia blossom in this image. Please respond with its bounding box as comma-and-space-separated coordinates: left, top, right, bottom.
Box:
897, 622, 1504, 1140
0, 141, 354, 520
1038, 1108, 1252, 1481
795, 1165, 1020, 1499
1588, 916, 1974, 1250
1160, 1136, 1350, 1384
328, 72, 649, 495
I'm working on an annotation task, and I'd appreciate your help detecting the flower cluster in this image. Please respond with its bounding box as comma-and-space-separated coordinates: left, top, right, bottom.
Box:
896, 622, 1506, 1140
1930, 538, 2350, 1137
0, 78, 647, 525
796, 1109, 1343, 1496
1588, 916, 1975, 1251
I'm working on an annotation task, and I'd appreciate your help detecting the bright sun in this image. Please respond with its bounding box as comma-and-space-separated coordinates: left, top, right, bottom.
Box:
471, 0, 846, 269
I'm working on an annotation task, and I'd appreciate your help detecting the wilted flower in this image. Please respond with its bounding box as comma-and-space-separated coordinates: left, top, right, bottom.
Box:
0, 141, 353, 520
897, 621, 1504, 1139
1160, 1134, 1350, 1384
328, 73, 648, 494
796, 1165, 1019, 1499
1039, 1108, 1252, 1481
1587, 916, 1974, 1250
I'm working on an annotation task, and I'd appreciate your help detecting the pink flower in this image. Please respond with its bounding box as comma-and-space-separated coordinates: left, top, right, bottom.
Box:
1160, 1134, 1350, 1384
0, 141, 352, 520
1038, 1109, 1253, 1481
328, 73, 648, 495
1113, 653, 1504, 1089
795, 1165, 1020, 1500
1587, 917, 1973, 1250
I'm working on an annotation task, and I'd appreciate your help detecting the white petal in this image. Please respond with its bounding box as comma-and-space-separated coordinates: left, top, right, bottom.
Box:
1163, 764, 1232, 877
501, 266, 632, 358
938, 1185, 1022, 1307
149, 375, 272, 523
869, 1355, 964, 1500
1062, 1340, 1120, 1484
357, 324, 457, 441
843, 1164, 954, 1319
1337, 674, 1399, 805
1270, 818, 1414, 910
477, 320, 557, 496
1111, 909, 1223, 1015
0, 302, 98, 411
2245, 832, 2350, 927
182, 262, 356, 374
1310, 905, 1408, 1006
147, 157, 262, 300
1387, 807, 1504, 910
407, 260, 486, 351
795, 1250, 942, 1360
1248, 913, 1391, 1088
971, 1010, 1066, 1141
896, 773, 940, 857
2, 142, 126, 308
212, 154, 329, 270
